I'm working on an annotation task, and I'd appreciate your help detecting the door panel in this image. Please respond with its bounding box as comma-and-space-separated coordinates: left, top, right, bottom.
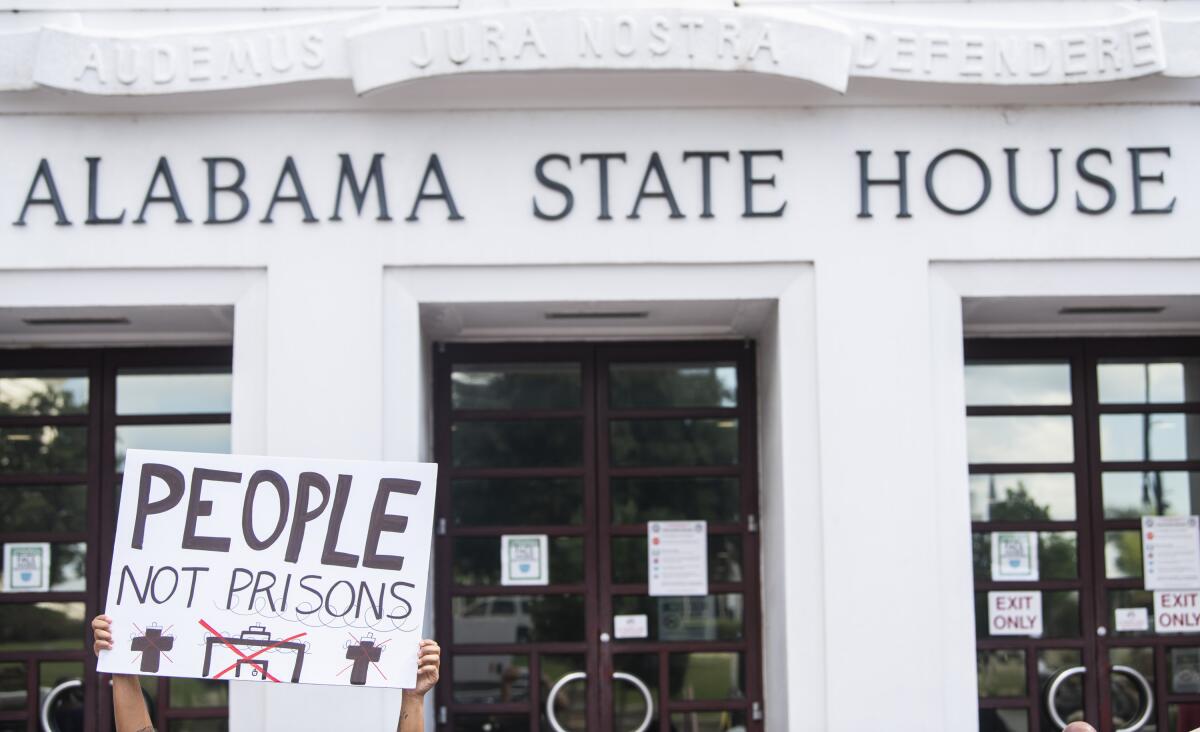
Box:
969, 339, 1200, 732
435, 342, 762, 732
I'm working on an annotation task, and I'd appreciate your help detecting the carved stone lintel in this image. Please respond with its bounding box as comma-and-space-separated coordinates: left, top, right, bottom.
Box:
347, 8, 854, 94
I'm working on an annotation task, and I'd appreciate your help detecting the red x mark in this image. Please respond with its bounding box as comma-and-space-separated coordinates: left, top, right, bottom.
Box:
198, 619, 306, 683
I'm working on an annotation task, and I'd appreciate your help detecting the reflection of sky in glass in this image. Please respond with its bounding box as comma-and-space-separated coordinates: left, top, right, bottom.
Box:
116, 372, 231, 415
1100, 414, 1200, 462
115, 424, 231, 471
965, 363, 1071, 407
0, 374, 89, 414
1102, 471, 1200, 518
967, 416, 1074, 463
1098, 360, 1200, 404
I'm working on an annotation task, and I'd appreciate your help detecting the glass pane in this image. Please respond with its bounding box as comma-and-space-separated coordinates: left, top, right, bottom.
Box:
1106, 530, 1143, 579
1100, 414, 1200, 462
117, 369, 232, 415
1044, 591, 1081, 638
451, 363, 581, 410
39, 660, 82, 689
167, 721, 228, 732
45, 542, 86, 592
451, 654, 529, 704
971, 532, 1077, 582
1108, 589, 1154, 636
169, 678, 228, 708
0, 426, 88, 473
613, 654, 658, 731
453, 715, 528, 732
451, 595, 583, 643
115, 424, 230, 472
1103, 471, 1200, 518
612, 477, 740, 524
1109, 647, 1154, 731
0, 662, 25, 712
452, 478, 583, 526
977, 649, 1026, 697
541, 654, 585, 732
669, 652, 743, 701
970, 473, 1076, 522
452, 420, 582, 468
966, 416, 1074, 464
0, 602, 84, 651
1099, 358, 1200, 404
609, 362, 737, 409
965, 362, 1072, 407
610, 419, 738, 467
612, 595, 743, 642
453, 537, 583, 586
1039, 649, 1084, 728
670, 711, 748, 732
979, 708, 1029, 732
0, 371, 88, 415
613, 535, 742, 584
1169, 647, 1200, 694
0, 484, 87, 533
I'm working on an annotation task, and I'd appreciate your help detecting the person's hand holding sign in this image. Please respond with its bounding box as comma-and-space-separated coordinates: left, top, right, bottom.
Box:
397, 639, 440, 732
93, 614, 155, 732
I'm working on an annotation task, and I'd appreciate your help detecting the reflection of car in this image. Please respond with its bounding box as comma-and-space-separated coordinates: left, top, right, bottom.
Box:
453, 656, 530, 704
453, 597, 533, 644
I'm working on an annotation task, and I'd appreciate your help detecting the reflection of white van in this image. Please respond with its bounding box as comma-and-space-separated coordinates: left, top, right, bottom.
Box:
453, 597, 533, 644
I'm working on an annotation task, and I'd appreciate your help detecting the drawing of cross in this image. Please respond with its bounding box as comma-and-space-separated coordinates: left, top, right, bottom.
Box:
131, 627, 174, 673
344, 639, 382, 686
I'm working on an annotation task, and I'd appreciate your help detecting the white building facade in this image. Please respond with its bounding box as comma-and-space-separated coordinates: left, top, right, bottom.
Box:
1, 1, 1199, 731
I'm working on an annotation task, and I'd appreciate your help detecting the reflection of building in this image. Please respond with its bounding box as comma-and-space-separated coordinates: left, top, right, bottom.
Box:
5, 2, 1200, 731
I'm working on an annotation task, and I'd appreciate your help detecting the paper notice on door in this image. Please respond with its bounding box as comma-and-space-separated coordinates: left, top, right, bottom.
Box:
987, 590, 1043, 636
1114, 607, 1150, 632
648, 521, 708, 597
613, 614, 649, 639
501, 534, 549, 586
990, 531, 1039, 582
1143, 516, 1200, 590
2, 542, 50, 593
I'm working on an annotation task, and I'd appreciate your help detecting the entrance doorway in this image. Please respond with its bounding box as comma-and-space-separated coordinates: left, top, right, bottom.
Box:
968, 338, 1200, 732
433, 342, 763, 732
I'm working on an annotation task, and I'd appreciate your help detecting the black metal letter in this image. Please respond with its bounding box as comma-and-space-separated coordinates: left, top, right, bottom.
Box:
261, 156, 318, 224
579, 152, 627, 221
1129, 147, 1175, 214
406, 154, 464, 222
741, 150, 787, 218
86, 157, 126, 225
533, 154, 574, 221
134, 157, 192, 224
682, 151, 730, 219
628, 152, 684, 220
204, 157, 250, 224
14, 159, 71, 226
856, 150, 910, 219
331, 153, 391, 222
924, 149, 991, 215
1004, 148, 1060, 215
1075, 148, 1116, 215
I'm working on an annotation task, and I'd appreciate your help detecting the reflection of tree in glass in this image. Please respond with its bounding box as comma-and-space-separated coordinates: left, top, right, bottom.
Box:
989, 484, 1050, 522
1108, 531, 1143, 578
610, 364, 736, 408
0, 426, 87, 474
0, 377, 85, 416
973, 485, 1078, 581
0, 485, 86, 534
0, 605, 82, 652
451, 366, 580, 410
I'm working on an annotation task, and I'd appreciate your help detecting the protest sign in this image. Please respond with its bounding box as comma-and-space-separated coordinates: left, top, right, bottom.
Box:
97, 449, 438, 689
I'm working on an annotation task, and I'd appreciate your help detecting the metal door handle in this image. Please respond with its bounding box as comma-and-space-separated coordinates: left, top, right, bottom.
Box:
1044, 665, 1155, 732
543, 671, 655, 732
545, 671, 587, 732
1110, 664, 1154, 732
40, 679, 81, 732
1045, 666, 1086, 731
612, 671, 654, 732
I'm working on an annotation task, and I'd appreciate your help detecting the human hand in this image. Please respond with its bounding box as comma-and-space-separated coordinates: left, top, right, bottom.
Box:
405, 639, 440, 698
92, 614, 114, 658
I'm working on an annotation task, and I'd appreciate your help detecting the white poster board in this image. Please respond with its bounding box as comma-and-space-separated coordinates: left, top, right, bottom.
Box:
1143, 516, 1200, 590
500, 535, 548, 586
97, 450, 438, 689
990, 531, 1039, 582
648, 520, 708, 597
3, 542, 50, 592
987, 590, 1043, 636
1154, 590, 1200, 633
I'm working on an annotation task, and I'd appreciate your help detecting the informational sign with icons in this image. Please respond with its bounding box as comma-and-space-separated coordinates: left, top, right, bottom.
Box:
648, 521, 707, 597
990, 531, 1039, 582
501, 534, 549, 586
2, 542, 50, 593
1142, 516, 1200, 590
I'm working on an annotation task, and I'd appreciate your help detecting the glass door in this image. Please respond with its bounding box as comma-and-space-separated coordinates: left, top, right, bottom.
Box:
968, 338, 1200, 732
434, 342, 762, 731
